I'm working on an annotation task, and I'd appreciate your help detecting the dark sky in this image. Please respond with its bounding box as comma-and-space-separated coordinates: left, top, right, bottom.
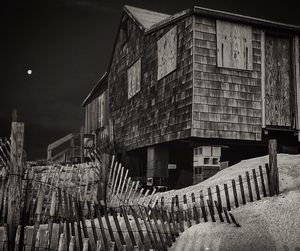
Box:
0, 0, 299, 160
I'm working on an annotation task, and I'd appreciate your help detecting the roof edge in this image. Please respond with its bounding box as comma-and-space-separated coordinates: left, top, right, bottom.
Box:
193, 6, 300, 32
81, 72, 108, 107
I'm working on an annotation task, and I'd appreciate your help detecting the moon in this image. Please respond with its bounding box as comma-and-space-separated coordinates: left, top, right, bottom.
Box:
27, 69, 32, 75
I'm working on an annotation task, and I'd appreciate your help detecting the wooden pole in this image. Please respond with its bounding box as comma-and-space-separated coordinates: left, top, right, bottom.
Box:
268, 139, 279, 196
8, 110, 24, 251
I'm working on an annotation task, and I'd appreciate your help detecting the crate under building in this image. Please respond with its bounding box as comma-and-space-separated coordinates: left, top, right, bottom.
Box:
82, 5, 300, 189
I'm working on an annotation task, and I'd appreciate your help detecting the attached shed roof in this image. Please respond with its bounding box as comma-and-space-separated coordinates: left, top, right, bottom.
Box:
124, 5, 170, 30
82, 72, 108, 107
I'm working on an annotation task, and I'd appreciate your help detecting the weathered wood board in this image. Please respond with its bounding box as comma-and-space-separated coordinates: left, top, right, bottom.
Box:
216, 20, 253, 70
127, 58, 141, 99
265, 35, 292, 127
157, 26, 177, 80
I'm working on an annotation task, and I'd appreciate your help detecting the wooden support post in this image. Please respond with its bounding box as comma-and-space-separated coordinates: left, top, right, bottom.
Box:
231, 180, 239, 208
239, 175, 246, 205
246, 171, 254, 202
252, 169, 261, 200
95, 204, 109, 251
268, 139, 279, 196
8, 110, 24, 251
224, 184, 231, 211
259, 166, 267, 197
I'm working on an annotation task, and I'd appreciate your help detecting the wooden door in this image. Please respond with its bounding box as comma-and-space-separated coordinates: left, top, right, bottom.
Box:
265, 35, 292, 127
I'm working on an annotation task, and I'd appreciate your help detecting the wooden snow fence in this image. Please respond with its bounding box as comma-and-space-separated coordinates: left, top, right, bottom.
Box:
153, 163, 274, 226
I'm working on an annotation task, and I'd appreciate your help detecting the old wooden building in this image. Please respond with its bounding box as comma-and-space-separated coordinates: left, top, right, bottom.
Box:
83, 5, 300, 189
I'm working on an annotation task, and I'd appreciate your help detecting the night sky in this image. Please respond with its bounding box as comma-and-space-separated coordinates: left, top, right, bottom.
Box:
0, 0, 299, 160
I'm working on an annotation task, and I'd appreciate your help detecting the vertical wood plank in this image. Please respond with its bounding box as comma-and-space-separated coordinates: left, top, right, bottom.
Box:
103, 206, 116, 246
87, 201, 99, 248
214, 201, 224, 222
207, 187, 214, 215
246, 171, 254, 202
153, 208, 172, 247
224, 184, 231, 211
111, 207, 126, 246
259, 165, 267, 197
261, 30, 266, 128
191, 193, 199, 224
121, 206, 137, 248
183, 194, 191, 228
294, 36, 300, 141
223, 207, 231, 224
239, 175, 246, 205
95, 204, 109, 251
216, 185, 223, 212
138, 206, 157, 249
175, 195, 184, 232
231, 180, 239, 208
130, 206, 146, 248
149, 208, 166, 249
206, 200, 215, 222
252, 169, 261, 200
199, 191, 207, 222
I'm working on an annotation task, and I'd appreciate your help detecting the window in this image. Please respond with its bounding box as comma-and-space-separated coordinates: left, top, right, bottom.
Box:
216, 20, 253, 70
157, 26, 177, 80
127, 58, 141, 99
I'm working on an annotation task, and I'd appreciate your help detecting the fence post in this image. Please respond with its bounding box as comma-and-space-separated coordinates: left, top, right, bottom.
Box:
8, 110, 24, 251
268, 139, 279, 196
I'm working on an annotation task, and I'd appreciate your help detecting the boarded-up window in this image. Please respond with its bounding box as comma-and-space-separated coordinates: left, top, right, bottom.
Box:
157, 26, 177, 80
127, 58, 141, 99
216, 20, 253, 70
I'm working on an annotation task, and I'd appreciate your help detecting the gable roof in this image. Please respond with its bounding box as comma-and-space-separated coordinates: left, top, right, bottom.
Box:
124, 5, 170, 30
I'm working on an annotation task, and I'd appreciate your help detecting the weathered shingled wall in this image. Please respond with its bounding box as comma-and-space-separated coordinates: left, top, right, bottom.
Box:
192, 15, 262, 141
109, 15, 194, 150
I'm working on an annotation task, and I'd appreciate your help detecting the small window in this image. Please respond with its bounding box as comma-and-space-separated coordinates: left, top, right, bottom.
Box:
127, 58, 141, 99
213, 158, 219, 165
204, 158, 210, 165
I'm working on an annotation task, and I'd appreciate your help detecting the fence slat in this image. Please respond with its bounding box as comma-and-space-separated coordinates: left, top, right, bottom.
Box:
246, 171, 254, 202
206, 200, 216, 222
214, 201, 224, 222
191, 193, 199, 224
95, 204, 109, 251
130, 206, 146, 248
138, 206, 157, 249
111, 207, 126, 246
259, 165, 267, 197
121, 206, 136, 248
175, 195, 184, 232
183, 194, 191, 228
207, 187, 214, 215
149, 208, 166, 249
215, 185, 222, 213
252, 169, 261, 200
199, 190, 207, 222
103, 206, 116, 245
154, 208, 172, 247
223, 207, 231, 224
232, 179, 239, 208
224, 183, 231, 211
87, 201, 99, 247
239, 175, 246, 205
